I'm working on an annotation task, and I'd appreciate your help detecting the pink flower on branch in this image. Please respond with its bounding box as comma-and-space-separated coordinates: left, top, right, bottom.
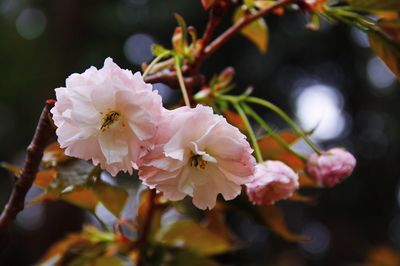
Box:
246, 161, 299, 205
51, 58, 163, 176
138, 105, 256, 210
306, 148, 356, 187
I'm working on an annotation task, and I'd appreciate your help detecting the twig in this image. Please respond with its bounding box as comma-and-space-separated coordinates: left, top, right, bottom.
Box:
192, 0, 229, 73
204, 0, 297, 57
137, 190, 157, 266
0, 100, 55, 234
144, 71, 205, 93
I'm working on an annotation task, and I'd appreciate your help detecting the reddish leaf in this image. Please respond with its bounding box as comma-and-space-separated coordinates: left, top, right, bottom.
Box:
378, 20, 400, 43
201, 0, 216, 10
366, 245, 400, 266
224, 111, 246, 132
42, 142, 71, 167
299, 173, 317, 188
289, 192, 317, 204
277, 151, 305, 170
34, 169, 57, 189
258, 132, 299, 156
369, 30, 400, 78
206, 208, 236, 243
61, 188, 99, 211
260, 205, 305, 242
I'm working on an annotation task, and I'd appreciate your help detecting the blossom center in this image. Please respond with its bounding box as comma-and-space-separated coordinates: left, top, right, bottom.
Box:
100, 110, 121, 131
190, 154, 207, 170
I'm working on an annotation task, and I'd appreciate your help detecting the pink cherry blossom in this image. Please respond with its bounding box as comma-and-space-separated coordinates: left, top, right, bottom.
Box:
246, 161, 299, 205
138, 105, 256, 210
51, 58, 162, 176
306, 148, 356, 187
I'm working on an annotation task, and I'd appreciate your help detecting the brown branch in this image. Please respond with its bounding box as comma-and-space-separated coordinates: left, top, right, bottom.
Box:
204, 0, 297, 58
192, 0, 229, 73
0, 100, 55, 234
144, 71, 205, 93
137, 189, 157, 266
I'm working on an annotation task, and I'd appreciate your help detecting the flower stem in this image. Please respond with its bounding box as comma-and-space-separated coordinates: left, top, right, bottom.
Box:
231, 102, 263, 163
143, 51, 171, 79
241, 102, 308, 161
175, 56, 191, 107
244, 96, 322, 155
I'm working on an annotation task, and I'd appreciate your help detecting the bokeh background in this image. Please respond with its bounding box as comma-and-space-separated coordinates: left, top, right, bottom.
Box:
0, 0, 400, 265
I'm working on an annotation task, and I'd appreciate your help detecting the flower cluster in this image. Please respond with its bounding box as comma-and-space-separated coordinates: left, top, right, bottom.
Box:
52, 58, 258, 209
51, 58, 356, 210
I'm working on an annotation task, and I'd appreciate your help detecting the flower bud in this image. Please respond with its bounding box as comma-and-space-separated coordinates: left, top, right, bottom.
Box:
306, 148, 356, 187
246, 161, 299, 205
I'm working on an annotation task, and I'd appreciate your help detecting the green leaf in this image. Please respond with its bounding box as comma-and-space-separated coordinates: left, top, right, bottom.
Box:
0, 162, 21, 176
173, 13, 188, 52
151, 44, 170, 57
244, 0, 255, 8
93, 180, 128, 218
233, 6, 269, 53
156, 220, 232, 256
368, 30, 400, 78
94, 256, 124, 266
350, 0, 400, 11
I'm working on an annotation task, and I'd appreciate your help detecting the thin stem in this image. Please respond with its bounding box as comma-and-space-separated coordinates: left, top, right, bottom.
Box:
241, 102, 307, 161
175, 56, 191, 107
204, 0, 296, 57
244, 96, 322, 154
231, 102, 263, 163
142, 51, 171, 79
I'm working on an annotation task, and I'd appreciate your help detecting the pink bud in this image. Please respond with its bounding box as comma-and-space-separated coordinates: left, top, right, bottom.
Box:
246, 161, 299, 205
306, 148, 356, 187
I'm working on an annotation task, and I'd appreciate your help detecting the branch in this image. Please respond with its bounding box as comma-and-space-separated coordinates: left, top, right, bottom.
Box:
137, 190, 157, 266
192, 0, 229, 73
144, 71, 205, 93
0, 100, 55, 234
204, 0, 297, 57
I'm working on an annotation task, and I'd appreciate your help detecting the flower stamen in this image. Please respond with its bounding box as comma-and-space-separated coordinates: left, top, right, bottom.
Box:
190, 154, 207, 170
101, 110, 121, 131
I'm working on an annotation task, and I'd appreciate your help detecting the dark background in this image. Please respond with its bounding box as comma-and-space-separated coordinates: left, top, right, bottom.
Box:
0, 0, 399, 265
